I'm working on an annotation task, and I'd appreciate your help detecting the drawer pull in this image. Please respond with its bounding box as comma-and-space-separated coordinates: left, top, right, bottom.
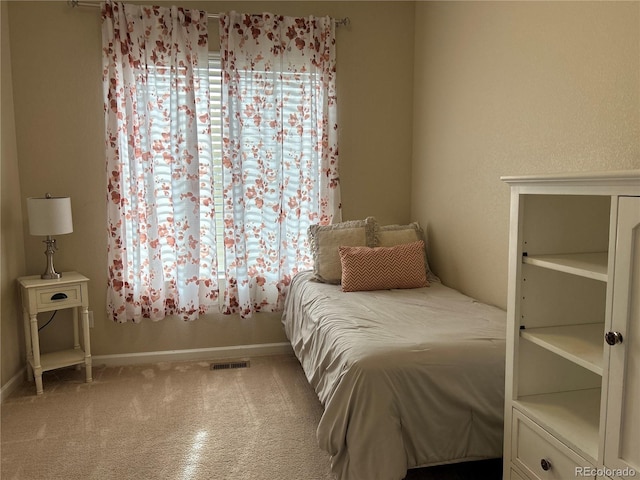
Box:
51, 293, 68, 301
540, 458, 552, 471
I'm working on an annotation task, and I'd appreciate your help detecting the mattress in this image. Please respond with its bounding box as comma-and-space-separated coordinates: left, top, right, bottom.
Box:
282, 270, 506, 480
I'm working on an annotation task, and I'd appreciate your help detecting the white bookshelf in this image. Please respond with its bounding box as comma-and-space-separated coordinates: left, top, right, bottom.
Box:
501, 171, 640, 480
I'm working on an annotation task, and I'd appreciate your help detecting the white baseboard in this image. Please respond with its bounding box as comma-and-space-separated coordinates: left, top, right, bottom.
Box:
1, 343, 294, 402
1, 367, 26, 403
92, 342, 294, 367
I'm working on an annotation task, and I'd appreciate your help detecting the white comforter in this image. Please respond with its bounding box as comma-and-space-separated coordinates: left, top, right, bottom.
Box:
282, 271, 506, 480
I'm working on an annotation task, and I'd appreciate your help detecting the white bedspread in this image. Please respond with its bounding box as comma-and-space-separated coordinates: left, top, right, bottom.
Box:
282, 271, 506, 480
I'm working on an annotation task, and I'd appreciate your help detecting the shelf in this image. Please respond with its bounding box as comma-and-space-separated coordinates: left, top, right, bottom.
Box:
520, 323, 604, 375
515, 388, 600, 462
30, 348, 86, 372
522, 252, 608, 282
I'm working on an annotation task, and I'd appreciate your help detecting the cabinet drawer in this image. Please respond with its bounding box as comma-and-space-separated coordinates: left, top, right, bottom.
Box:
511, 467, 527, 480
512, 410, 595, 480
35, 285, 82, 310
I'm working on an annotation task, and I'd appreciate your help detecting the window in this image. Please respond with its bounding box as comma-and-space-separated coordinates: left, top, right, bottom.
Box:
209, 52, 225, 274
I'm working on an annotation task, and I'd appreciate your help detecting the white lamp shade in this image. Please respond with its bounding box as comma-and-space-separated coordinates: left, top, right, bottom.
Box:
27, 196, 73, 236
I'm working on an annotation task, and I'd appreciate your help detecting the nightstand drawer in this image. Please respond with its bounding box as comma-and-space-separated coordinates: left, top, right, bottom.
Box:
36, 284, 83, 310
512, 410, 595, 480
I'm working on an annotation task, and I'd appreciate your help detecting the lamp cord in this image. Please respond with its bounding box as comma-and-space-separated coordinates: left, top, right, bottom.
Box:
38, 310, 57, 331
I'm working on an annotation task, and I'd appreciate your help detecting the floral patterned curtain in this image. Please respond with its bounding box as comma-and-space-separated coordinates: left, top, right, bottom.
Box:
102, 1, 218, 322
220, 12, 341, 317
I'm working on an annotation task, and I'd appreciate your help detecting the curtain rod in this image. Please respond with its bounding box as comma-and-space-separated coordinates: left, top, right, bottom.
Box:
68, 1, 351, 27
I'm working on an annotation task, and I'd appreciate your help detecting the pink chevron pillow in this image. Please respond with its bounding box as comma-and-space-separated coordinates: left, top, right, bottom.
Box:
339, 241, 429, 292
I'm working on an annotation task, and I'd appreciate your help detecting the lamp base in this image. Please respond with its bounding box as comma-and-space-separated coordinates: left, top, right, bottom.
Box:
41, 272, 62, 280
41, 236, 63, 280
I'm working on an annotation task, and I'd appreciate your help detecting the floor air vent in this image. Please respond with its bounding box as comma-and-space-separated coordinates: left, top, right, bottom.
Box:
210, 360, 250, 371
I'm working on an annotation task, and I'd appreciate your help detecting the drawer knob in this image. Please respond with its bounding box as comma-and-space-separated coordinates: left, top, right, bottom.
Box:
51, 293, 68, 301
540, 458, 551, 471
605, 331, 623, 346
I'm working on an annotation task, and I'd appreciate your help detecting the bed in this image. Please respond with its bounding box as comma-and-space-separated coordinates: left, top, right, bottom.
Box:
282, 268, 506, 480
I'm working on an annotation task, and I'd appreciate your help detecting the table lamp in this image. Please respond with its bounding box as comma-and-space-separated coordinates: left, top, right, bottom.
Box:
27, 193, 73, 279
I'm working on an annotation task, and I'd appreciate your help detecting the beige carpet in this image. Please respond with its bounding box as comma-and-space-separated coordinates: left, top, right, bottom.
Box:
1, 355, 501, 480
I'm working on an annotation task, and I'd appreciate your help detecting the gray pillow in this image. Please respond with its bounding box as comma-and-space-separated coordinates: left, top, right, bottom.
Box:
308, 217, 377, 284
373, 222, 439, 282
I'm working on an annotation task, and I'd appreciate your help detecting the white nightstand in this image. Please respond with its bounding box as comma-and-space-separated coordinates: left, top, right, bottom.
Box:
17, 272, 92, 395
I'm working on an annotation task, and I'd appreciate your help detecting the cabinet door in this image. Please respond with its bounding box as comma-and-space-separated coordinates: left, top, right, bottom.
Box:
604, 196, 640, 478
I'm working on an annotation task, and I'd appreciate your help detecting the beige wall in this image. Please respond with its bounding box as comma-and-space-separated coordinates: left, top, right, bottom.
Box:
412, 1, 640, 309
4, 1, 416, 365
1, 2, 28, 388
